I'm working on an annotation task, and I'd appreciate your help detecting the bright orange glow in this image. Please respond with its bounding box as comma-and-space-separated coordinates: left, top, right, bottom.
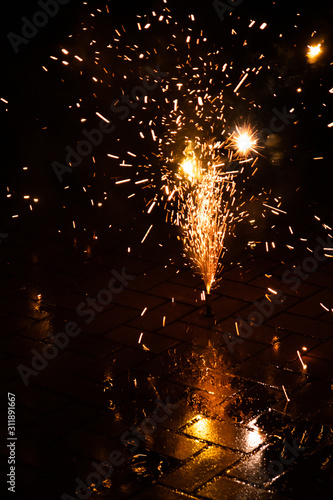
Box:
181, 158, 197, 180
307, 43, 322, 61
180, 144, 201, 182
230, 126, 259, 158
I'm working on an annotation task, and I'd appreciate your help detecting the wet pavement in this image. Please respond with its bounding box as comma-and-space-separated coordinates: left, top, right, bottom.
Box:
1, 206, 333, 500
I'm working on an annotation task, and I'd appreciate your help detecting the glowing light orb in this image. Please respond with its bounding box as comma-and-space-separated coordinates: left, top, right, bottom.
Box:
232, 126, 258, 157
236, 132, 255, 154
307, 43, 322, 61
181, 159, 197, 179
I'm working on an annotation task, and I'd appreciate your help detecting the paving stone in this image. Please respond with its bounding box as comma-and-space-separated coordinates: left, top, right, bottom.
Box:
104, 325, 178, 353
272, 470, 333, 498
68, 270, 124, 296
44, 255, 105, 278
128, 302, 195, 331
222, 258, 277, 283
0, 314, 37, 338
214, 319, 289, 347
318, 310, 333, 322
51, 375, 108, 407
33, 351, 95, 387
163, 399, 206, 431
320, 261, 333, 273
287, 289, 333, 318
218, 279, 269, 302
0, 276, 32, 298
214, 336, 268, 367
131, 485, 198, 499
82, 305, 139, 334
251, 411, 295, 436
306, 271, 333, 288
18, 316, 74, 340
306, 337, 333, 361
11, 463, 48, 489
58, 428, 122, 461
1, 261, 56, 283
249, 274, 319, 299
158, 320, 217, 344
185, 417, 265, 453
233, 360, 305, 391
92, 254, 154, 275
108, 288, 167, 311
169, 268, 203, 287
0, 334, 44, 359
128, 264, 182, 292
250, 333, 320, 367
181, 295, 247, 327
312, 405, 333, 426
215, 383, 280, 424
198, 476, 291, 499
0, 354, 34, 383
9, 381, 70, 412
45, 290, 87, 311
17, 435, 76, 471
67, 333, 120, 358
272, 380, 333, 418
267, 312, 332, 339
149, 281, 204, 306
0, 295, 50, 321
145, 428, 206, 460
77, 347, 152, 381
226, 443, 292, 486
210, 296, 249, 321
159, 446, 241, 492
287, 355, 333, 382
21, 272, 80, 299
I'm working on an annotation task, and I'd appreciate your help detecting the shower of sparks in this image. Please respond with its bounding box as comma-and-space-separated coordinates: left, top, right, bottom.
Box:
179, 143, 201, 183
4, 0, 330, 340
180, 168, 236, 294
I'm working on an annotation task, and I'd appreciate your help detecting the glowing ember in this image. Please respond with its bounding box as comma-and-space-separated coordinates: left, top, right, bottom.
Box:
297, 350, 307, 370
282, 385, 290, 402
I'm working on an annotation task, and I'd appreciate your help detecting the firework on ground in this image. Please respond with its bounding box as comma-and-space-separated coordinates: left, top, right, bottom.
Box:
179, 166, 236, 295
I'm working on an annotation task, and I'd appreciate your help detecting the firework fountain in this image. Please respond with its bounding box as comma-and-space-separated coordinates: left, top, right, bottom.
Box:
175, 129, 258, 317
29, 0, 331, 323
181, 168, 236, 316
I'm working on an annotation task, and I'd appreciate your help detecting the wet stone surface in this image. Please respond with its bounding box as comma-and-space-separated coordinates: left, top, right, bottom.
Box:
1, 211, 333, 500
